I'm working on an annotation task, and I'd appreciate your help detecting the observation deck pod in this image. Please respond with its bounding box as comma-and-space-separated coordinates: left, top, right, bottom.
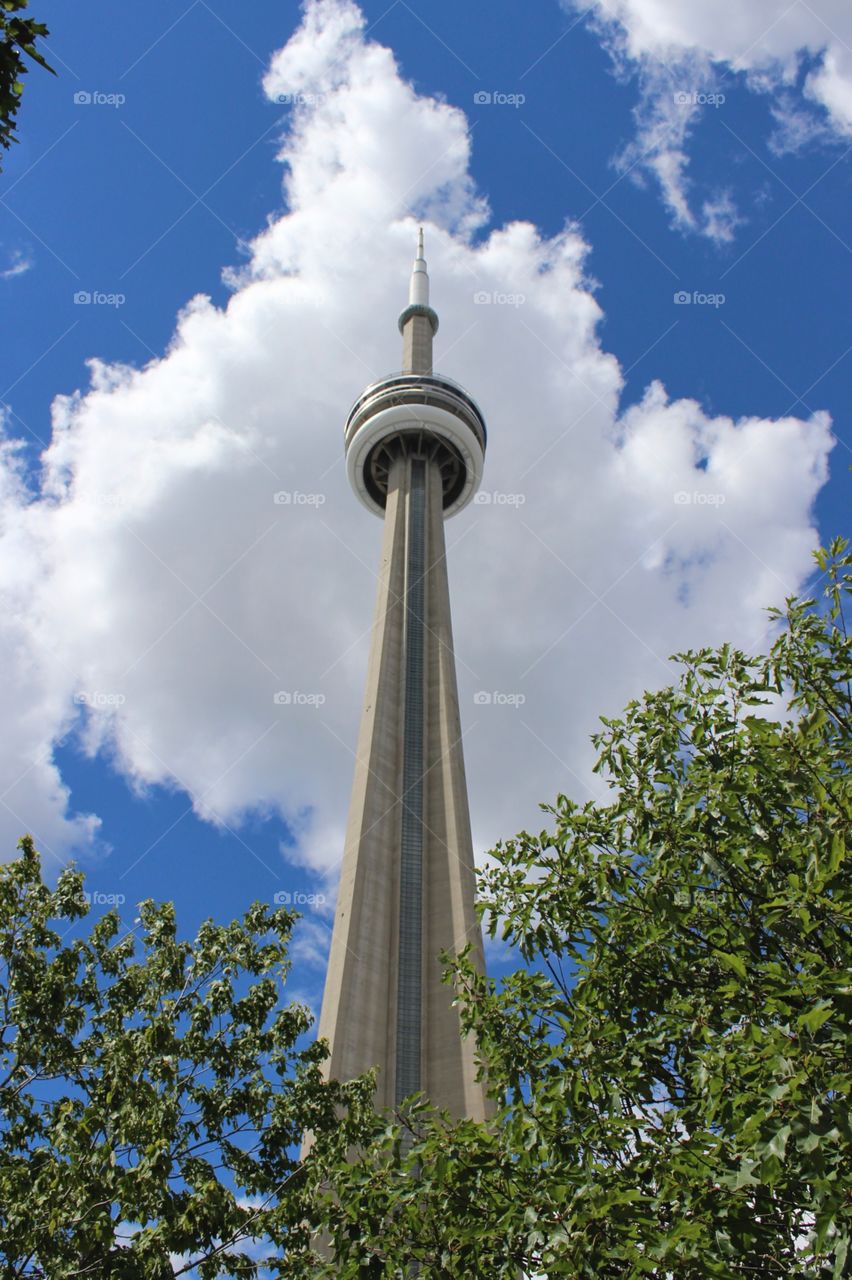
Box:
345, 371, 488, 519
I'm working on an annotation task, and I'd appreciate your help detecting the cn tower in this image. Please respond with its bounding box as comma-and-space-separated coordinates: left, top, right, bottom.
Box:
317, 230, 491, 1121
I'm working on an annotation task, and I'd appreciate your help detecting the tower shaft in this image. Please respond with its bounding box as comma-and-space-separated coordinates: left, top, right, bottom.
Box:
318, 446, 489, 1118
401, 315, 434, 375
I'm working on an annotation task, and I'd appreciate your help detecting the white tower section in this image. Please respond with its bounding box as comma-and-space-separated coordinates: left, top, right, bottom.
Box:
316, 232, 491, 1121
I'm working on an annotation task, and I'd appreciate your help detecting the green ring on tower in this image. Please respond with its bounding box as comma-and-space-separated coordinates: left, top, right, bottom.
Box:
397, 303, 439, 335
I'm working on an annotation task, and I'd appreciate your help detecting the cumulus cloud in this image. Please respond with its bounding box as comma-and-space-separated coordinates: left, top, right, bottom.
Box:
564, 0, 852, 236
0, 0, 833, 881
1, 247, 33, 279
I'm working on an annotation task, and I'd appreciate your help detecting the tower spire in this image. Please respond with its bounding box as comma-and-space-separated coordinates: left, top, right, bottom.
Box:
398, 226, 439, 374
409, 226, 429, 306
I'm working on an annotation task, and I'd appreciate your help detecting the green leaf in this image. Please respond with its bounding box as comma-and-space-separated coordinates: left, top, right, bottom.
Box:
713, 949, 748, 980
797, 1000, 833, 1034
764, 1124, 792, 1160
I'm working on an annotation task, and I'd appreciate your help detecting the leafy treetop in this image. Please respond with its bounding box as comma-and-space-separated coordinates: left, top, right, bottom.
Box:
312, 539, 852, 1279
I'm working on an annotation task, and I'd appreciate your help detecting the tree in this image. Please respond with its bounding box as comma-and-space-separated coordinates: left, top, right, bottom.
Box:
1, 1, 53, 161
0, 838, 373, 1278
313, 540, 852, 1278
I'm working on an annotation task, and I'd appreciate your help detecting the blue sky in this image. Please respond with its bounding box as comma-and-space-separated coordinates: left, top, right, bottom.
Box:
0, 0, 849, 1003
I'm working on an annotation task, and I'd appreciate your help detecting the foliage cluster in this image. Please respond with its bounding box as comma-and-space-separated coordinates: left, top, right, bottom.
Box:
0, 1, 52, 160
0, 842, 371, 1277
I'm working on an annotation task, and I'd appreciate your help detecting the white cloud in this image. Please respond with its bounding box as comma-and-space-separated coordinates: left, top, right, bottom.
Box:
0, 0, 833, 882
1, 248, 33, 279
564, 0, 852, 235
288, 917, 332, 972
